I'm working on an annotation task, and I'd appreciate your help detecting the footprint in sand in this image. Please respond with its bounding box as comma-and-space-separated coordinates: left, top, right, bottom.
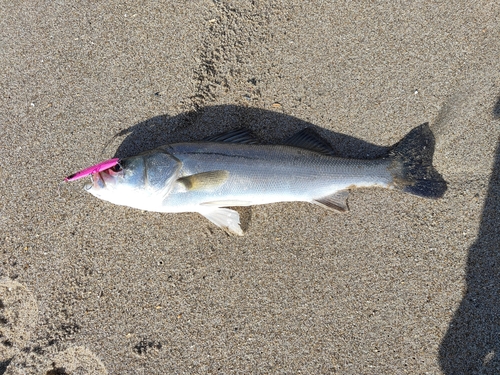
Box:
5, 346, 108, 375
0, 278, 107, 375
0, 278, 38, 363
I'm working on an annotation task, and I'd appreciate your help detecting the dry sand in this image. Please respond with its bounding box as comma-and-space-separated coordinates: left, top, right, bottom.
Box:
1, 1, 499, 374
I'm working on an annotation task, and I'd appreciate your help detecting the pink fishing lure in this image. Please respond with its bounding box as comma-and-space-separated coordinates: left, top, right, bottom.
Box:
64, 158, 120, 182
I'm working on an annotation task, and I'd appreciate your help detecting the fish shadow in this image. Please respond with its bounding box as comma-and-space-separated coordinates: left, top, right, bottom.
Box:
111, 105, 391, 160
110, 104, 431, 234
438, 101, 500, 373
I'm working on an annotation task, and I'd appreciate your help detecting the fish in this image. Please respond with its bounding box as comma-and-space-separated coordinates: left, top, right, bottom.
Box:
66, 123, 447, 235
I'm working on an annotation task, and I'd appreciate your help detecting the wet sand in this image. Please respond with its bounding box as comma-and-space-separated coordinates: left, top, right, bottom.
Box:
1, 1, 499, 374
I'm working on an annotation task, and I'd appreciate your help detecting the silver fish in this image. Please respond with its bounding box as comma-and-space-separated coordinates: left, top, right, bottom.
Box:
73, 124, 446, 235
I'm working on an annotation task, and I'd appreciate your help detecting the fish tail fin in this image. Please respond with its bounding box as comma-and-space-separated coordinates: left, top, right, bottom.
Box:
389, 123, 447, 199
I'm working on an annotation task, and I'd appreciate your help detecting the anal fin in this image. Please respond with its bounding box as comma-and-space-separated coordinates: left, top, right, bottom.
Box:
198, 208, 243, 236
312, 190, 349, 212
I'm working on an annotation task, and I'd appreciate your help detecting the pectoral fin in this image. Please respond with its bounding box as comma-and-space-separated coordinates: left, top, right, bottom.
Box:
177, 170, 229, 191
312, 190, 349, 212
198, 208, 243, 236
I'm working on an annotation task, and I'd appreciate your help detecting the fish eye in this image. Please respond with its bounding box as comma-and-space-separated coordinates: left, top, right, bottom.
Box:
110, 163, 123, 172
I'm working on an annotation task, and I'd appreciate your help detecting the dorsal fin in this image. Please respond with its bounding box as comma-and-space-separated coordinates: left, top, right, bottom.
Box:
203, 128, 259, 144
284, 128, 337, 156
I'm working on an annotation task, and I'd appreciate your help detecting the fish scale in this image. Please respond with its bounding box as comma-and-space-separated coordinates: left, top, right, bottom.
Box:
164, 143, 392, 206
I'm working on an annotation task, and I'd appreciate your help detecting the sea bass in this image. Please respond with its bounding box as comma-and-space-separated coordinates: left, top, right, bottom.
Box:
66, 124, 447, 235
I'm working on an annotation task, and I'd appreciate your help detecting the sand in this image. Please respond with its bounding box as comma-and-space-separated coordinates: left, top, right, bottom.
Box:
1, 1, 499, 374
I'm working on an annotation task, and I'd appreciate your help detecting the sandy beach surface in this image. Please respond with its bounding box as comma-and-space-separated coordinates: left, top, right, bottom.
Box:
1, 1, 499, 374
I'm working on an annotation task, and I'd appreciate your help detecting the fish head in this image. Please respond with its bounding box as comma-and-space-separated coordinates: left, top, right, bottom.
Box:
84, 157, 142, 198
84, 151, 181, 209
